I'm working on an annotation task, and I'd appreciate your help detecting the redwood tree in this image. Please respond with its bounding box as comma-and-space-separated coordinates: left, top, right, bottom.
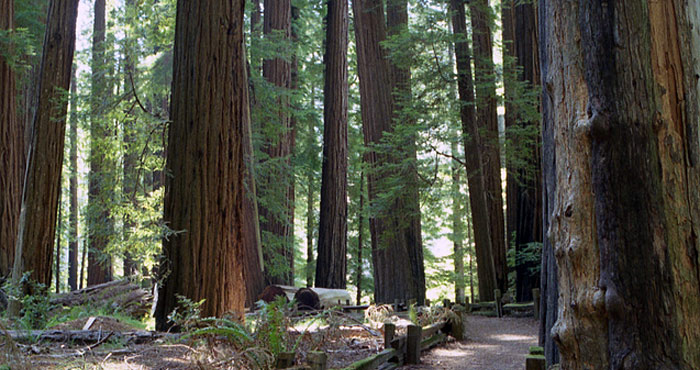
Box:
468, 0, 506, 297
68, 66, 79, 291
449, 0, 497, 302
542, 0, 700, 368
154, 0, 253, 328
10, 0, 79, 308
259, 0, 295, 285
502, 0, 542, 303
352, 0, 425, 305
315, 0, 348, 289
0, 0, 24, 278
87, 0, 114, 285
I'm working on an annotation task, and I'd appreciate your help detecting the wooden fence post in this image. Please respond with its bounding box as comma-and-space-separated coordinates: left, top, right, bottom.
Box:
407, 324, 422, 364
532, 288, 540, 319
308, 351, 328, 370
494, 289, 503, 318
384, 322, 396, 350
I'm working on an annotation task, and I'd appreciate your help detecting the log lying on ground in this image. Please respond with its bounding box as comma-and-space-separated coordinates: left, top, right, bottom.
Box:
257, 285, 289, 304
272, 285, 352, 309
294, 288, 320, 310
3, 329, 177, 344
51, 279, 152, 318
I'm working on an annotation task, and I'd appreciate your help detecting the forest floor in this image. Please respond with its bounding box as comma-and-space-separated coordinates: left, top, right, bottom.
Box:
402, 315, 539, 370
5, 313, 537, 369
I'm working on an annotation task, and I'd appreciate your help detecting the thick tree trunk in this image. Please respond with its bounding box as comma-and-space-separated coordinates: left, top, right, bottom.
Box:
316, 0, 348, 289
68, 66, 79, 291
386, 0, 425, 306
9, 0, 79, 313
260, 0, 294, 286
87, 0, 113, 286
541, 1, 700, 368
154, 0, 250, 328
0, 0, 24, 279
468, 0, 507, 296
352, 0, 425, 305
449, 0, 497, 302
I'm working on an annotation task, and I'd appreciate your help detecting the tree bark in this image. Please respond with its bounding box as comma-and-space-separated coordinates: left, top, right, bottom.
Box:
386, 0, 425, 306
9, 0, 79, 313
468, 0, 507, 296
0, 0, 24, 279
451, 141, 465, 305
122, 7, 137, 277
154, 0, 251, 328
449, 0, 497, 302
87, 0, 113, 286
503, 0, 542, 303
352, 0, 425, 305
68, 65, 79, 291
355, 172, 365, 305
55, 190, 62, 293
316, 0, 348, 289
542, 0, 700, 368
260, 0, 294, 286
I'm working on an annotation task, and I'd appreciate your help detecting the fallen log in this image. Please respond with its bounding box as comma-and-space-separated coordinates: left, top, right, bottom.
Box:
273, 285, 352, 309
50, 279, 152, 318
3, 330, 177, 344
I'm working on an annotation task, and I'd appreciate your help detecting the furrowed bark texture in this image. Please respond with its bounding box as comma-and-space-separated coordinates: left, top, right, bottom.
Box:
154, 0, 249, 328
450, 0, 497, 302
68, 66, 79, 291
469, 0, 507, 295
0, 0, 24, 278
87, 0, 113, 286
316, 0, 349, 289
352, 0, 425, 305
451, 141, 465, 305
386, 0, 425, 305
260, 0, 294, 285
538, 0, 558, 364
542, 0, 700, 368
11, 0, 79, 289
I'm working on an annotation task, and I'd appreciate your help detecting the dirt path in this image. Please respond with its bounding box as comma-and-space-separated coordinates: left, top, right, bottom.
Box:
403, 315, 538, 370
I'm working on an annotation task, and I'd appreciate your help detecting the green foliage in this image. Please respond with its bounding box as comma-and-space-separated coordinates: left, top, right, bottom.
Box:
168, 294, 205, 332
3, 274, 55, 331
250, 296, 293, 356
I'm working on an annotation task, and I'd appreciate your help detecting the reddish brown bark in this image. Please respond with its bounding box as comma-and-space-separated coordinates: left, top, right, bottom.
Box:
449, 0, 497, 302
154, 0, 251, 328
469, 0, 506, 297
352, 0, 425, 305
260, 0, 294, 285
315, 0, 349, 289
0, 0, 24, 279
10, 0, 79, 305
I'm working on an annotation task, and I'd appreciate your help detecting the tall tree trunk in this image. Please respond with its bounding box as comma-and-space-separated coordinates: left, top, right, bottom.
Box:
0, 0, 24, 279
316, 0, 348, 289
55, 190, 62, 293
9, 0, 79, 314
355, 172, 365, 305
451, 141, 465, 305
306, 173, 314, 288
154, 0, 251, 329
87, 0, 113, 286
260, 0, 294, 286
542, 1, 700, 368
469, 0, 507, 296
352, 0, 425, 305
386, 0, 425, 305
449, 0, 497, 302
502, 0, 517, 275
68, 65, 79, 291
503, 0, 542, 303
